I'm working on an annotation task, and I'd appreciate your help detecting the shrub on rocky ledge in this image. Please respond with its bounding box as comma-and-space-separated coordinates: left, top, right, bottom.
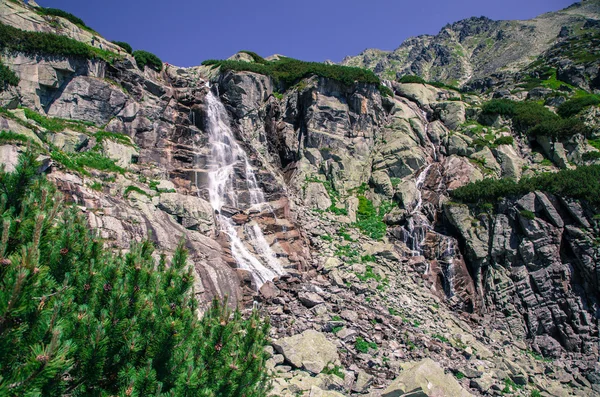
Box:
0, 61, 18, 91
203, 54, 382, 92
111, 40, 133, 55
133, 50, 163, 71
37, 7, 94, 32
0, 22, 117, 62
451, 165, 600, 206
480, 99, 589, 139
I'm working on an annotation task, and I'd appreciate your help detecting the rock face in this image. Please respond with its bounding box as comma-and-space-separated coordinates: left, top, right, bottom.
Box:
382, 358, 473, 397
445, 193, 599, 358
0, 1, 599, 396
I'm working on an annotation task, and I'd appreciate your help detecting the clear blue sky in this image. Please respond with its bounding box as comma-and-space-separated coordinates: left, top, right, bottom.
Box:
37, 0, 576, 67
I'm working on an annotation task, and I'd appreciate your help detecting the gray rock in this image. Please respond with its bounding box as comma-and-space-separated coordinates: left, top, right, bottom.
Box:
158, 193, 214, 234
382, 358, 473, 397
273, 330, 339, 374
299, 291, 325, 308
304, 182, 332, 211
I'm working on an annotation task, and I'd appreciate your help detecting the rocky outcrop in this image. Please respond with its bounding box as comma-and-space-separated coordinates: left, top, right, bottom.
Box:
445, 192, 599, 361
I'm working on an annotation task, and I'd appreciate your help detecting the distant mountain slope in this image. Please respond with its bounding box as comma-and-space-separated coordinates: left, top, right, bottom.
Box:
342, 0, 600, 87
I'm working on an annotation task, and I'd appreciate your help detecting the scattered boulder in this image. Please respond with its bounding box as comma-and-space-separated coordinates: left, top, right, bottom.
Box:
273, 330, 340, 374
381, 358, 473, 397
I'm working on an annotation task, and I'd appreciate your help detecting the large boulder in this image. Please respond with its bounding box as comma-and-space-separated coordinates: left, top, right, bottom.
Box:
273, 330, 340, 374
101, 139, 139, 168
382, 358, 473, 397
304, 182, 332, 211
158, 193, 214, 234
433, 101, 466, 130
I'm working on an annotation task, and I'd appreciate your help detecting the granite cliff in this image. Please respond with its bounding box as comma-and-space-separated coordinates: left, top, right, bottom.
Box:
0, 0, 599, 396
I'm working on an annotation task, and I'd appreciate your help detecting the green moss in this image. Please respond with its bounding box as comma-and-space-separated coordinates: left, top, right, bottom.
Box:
321, 365, 344, 379
494, 136, 514, 146
22, 108, 94, 133
95, 130, 134, 146
88, 181, 103, 191
124, 185, 150, 198
355, 337, 377, 353
356, 266, 382, 282
432, 334, 449, 343
520, 210, 536, 220
0, 130, 36, 146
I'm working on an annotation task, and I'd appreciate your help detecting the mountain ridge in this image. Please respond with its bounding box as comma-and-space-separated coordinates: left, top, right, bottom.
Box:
342, 0, 600, 89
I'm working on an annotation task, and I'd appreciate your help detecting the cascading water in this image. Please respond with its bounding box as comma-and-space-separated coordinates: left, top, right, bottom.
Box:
203, 87, 285, 289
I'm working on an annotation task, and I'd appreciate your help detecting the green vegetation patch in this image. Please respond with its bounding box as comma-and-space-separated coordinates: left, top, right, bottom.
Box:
322, 365, 345, 379
37, 7, 92, 31
397, 75, 461, 91
95, 130, 134, 147
0, 130, 35, 146
0, 22, 118, 62
124, 185, 150, 198
133, 50, 163, 71
0, 60, 19, 91
355, 196, 393, 240
23, 108, 94, 133
480, 99, 588, 139
451, 165, 600, 206
0, 150, 272, 396
203, 55, 383, 93
239, 50, 268, 64
51, 150, 125, 175
557, 94, 600, 118
355, 337, 377, 353
111, 40, 133, 55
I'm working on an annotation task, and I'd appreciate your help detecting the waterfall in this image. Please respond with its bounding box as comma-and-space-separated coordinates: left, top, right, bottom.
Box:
203, 88, 285, 289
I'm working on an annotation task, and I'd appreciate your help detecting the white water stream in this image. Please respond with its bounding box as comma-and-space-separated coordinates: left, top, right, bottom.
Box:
204, 88, 285, 289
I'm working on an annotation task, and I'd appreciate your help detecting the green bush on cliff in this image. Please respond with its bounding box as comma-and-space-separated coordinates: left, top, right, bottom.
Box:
0, 61, 19, 91
0, 22, 117, 62
480, 99, 588, 139
239, 50, 268, 64
451, 165, 600, 206
202, 55, 382, 91
557, 94, 600, 118
37, 7, 92, 31
133, 50, 163, 71
398, 75, 427, 84
111, 40, 133, 54
0, 150, 272, 396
